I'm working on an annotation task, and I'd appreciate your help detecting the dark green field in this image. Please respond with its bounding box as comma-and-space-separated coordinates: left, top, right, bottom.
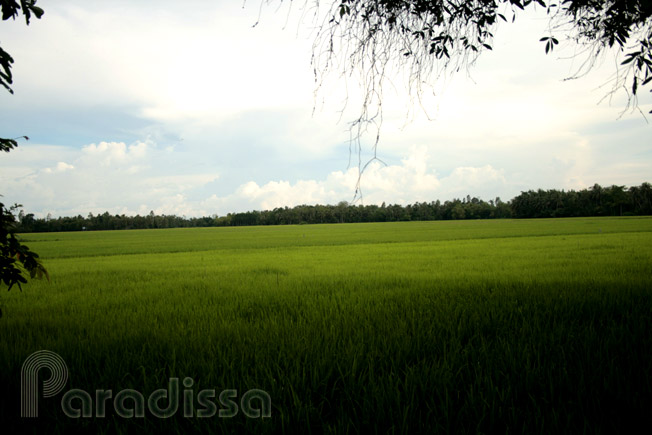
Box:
1, 217, 651, 433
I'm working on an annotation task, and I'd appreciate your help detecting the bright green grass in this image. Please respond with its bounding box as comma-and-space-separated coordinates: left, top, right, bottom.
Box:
1, 217, 651, 434
19, 215, 652, 258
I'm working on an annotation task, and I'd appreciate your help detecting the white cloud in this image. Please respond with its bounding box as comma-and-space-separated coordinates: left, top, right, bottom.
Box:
210, 146, 510, 214
237, 179, 338, 210
81, 141, 150, 166
56, 162, 74, 171
143, 174, 220, 195
441, 165, 506, 193
1, 141, 510, 217
43, 161, 75, 173
0, 139, 220, 217
2, 1, 318, 123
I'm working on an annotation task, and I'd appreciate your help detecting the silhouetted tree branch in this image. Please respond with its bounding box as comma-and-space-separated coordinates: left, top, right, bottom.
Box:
261, 1, 651, 200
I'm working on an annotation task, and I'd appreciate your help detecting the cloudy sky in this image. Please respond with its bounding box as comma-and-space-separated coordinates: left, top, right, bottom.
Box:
1, 1, 650, 218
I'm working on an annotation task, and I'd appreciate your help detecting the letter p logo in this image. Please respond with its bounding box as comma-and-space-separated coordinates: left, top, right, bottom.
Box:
21, 350, 68, 418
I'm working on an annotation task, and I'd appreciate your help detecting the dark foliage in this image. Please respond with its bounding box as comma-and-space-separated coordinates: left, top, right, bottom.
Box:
215, 196, 513, 226
0, 1, 47, 302
511, 182, 652, 218
0, 202, 48, 306
0, 0, 43, 91
323, 0, 652, 114
1, 1, 43, 152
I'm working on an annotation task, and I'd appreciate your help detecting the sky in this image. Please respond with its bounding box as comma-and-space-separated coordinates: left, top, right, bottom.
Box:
1, 0, 650, 218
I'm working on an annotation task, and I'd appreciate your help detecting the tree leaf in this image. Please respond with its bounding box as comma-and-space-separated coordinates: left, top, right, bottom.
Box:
621, 55, 636, 65
29, 6, 44, 19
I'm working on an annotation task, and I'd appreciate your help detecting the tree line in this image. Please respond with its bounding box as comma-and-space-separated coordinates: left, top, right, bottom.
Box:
11, 183, 651, 233
511, 183, 652, 218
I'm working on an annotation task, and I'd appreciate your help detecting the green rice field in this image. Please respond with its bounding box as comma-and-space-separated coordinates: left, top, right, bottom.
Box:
1, 217, 652, 433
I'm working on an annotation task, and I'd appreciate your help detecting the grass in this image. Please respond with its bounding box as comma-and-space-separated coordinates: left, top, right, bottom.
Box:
1, 217, 651, 433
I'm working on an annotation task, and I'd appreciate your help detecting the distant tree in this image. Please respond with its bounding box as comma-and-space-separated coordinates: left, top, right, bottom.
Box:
451, 202, 467, 220
494, 197, 512, 218
603, 185, 629, 216
509, 182, 652, 218
629, 181, 652, 214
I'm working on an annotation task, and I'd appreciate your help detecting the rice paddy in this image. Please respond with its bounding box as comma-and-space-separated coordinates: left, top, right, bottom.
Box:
1, 217, 651, 433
